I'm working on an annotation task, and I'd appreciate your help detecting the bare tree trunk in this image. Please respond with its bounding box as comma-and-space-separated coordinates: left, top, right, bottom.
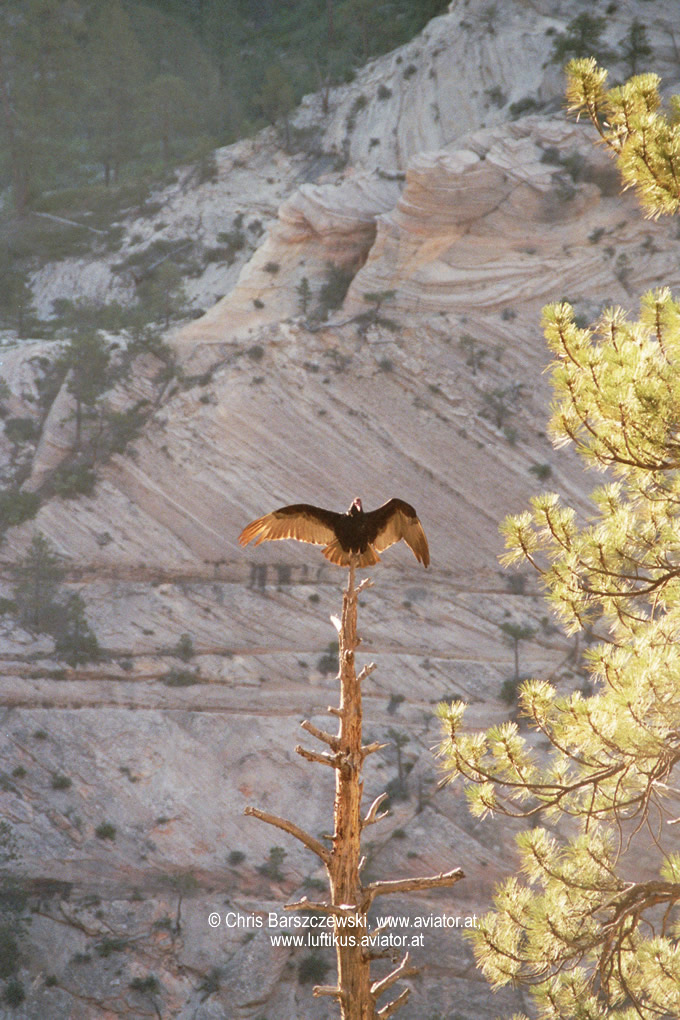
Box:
328, 561, 373, 1016
245, 564, 464, 1018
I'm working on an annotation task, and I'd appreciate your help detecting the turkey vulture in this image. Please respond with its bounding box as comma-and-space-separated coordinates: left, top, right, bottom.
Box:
239, 498, 429, 568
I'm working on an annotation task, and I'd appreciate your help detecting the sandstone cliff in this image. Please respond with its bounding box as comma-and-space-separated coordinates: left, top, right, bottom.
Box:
0, 2, 679, 1017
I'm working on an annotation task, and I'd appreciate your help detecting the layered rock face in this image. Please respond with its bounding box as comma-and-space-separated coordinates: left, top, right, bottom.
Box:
1, 2, 679, 1017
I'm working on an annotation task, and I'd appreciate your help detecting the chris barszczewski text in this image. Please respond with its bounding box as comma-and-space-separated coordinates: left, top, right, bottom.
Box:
208, 911, 479, 948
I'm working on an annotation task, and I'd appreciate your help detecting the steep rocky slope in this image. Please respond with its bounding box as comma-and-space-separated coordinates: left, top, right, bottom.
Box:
1, 2, 679, 1017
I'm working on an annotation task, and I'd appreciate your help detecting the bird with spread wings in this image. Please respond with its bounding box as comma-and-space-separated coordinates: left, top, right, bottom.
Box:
239, 497, 429, 568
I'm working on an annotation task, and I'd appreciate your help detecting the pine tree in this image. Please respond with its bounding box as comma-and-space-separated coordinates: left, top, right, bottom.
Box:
61, 330, 112, 449
622, 18, 653, 77
0, 266, 36, 338
144, 73, 198, 163
81, 1, 146, 185
54, 593, 101, 666
13, 533, 65, 632
499, 621, 535, 683
0, 0, 81, 212
136, 261, 188, 328
438, 62, 680, 1020
565, 57, 680, 217
296, 276, 312, 316
255, 64, 295, 150
550, 13, 609, 65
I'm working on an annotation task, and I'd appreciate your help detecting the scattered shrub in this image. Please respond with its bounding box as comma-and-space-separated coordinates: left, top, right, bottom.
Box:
485, 85, 506, 106
0, 489, 40, 530
197, 968, 221, 999
129, 975, 160, 995
258, 845, 286, 880
529, 463, 552, 481
95, 822, 116, 841
318, 264, 354, 314
163, 668, 200, 687
500, 677, 522, 705
4, 417, 39, 444
51, 774, 72, 791
298, 953, 331, 984
52, 464, 96, 499
216, 229, 245, 253
506, 573, 527, 595
316, 641, 338, 675
509, 96, 539, 119
203, 246, 234, 264
346, 93, 368, 131
101, 403, 150, 457
95, 937, 128, 957
3, 978, 25, 1007
0, 926, 20, 980
172, 633, 195, 661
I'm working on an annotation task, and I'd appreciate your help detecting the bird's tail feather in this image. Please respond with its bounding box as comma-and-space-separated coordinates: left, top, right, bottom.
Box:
323, 540, 380, 566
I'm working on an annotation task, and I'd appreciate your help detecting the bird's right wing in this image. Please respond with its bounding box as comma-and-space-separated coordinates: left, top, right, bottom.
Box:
239, 504, 342, 548
369, 498, 430, 567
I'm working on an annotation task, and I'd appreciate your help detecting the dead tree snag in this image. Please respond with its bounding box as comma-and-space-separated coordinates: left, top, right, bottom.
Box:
245, 562, 464, 1018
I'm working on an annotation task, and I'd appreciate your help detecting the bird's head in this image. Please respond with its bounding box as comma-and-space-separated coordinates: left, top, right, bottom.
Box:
348, 498, 363, 516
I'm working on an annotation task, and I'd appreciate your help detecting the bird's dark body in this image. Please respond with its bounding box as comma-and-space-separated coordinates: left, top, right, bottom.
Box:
278, 501, 376, 556
239, 497, 429, 568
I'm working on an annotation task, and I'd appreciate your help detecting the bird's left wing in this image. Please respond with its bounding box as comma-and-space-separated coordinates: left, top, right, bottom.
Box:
239, 503, 341, 548
369, 499, 430, 567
